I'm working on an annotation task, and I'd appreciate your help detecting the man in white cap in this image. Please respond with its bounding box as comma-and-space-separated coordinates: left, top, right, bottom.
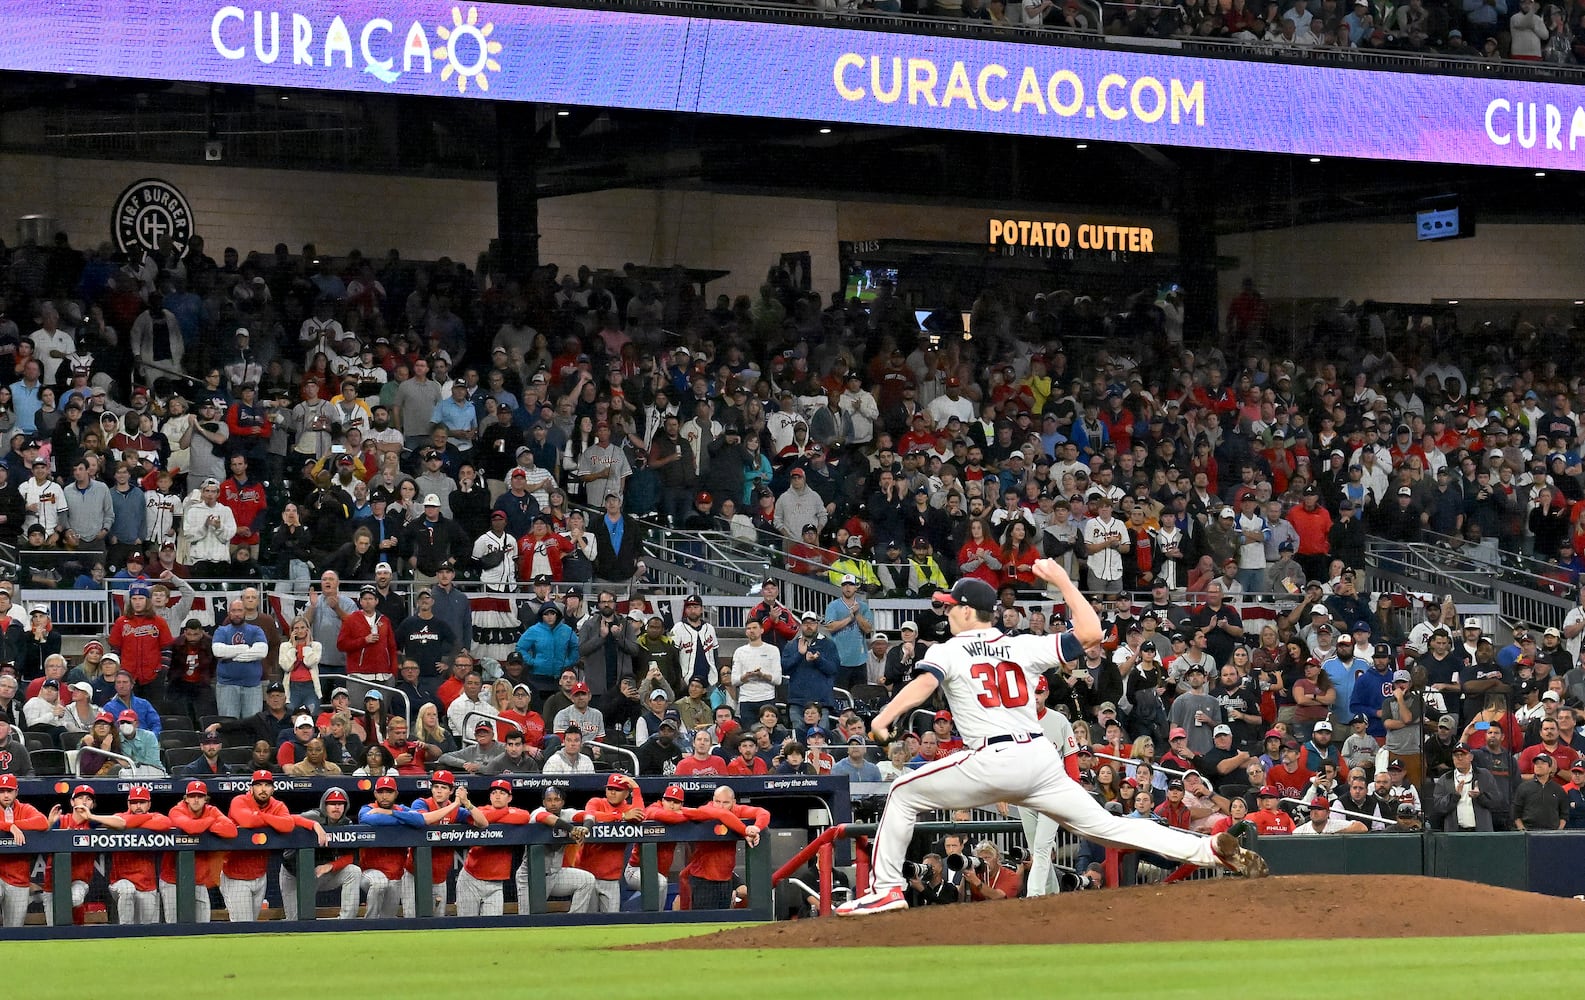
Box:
401, 493, 467, 588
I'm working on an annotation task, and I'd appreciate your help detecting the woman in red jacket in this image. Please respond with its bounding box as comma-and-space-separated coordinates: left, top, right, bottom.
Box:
336, 585, 399, 679
957, 517, 1004, 589
1000, 520, 1041, 592
517, 514, 572, 582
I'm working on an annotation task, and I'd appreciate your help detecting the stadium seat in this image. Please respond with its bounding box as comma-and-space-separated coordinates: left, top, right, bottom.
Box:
159, 734, 196, 753
23, 733, 52, 752
30, 749, 68, 775
161, 714, 192, 732
199, 715, 232, 730
163, 747, 203, 770
218, 746, 255, 768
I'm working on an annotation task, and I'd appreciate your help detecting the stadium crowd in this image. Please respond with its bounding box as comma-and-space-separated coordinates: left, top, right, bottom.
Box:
0, 230, 1582, 919
742, 0, 1585, 63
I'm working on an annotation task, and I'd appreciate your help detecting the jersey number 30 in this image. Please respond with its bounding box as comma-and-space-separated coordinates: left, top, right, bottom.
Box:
969, 661, 1030, 708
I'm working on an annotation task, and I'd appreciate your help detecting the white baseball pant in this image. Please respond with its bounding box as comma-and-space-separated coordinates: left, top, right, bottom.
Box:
361, 870, 402, 919
453, 870, 503, 917
623, 865, 668, 898
109, 880, 160, 924
279, 864, 364, 920
1017, 806, 1062, 897
41, 881, 88, 925
870, 739, 1218, 892
0, 880, 30, 927
159, 881, 212, 923
516, 860, 599, 914
591, 878, 622, 913
219, 874, 268, 922
398, 870, 447, 917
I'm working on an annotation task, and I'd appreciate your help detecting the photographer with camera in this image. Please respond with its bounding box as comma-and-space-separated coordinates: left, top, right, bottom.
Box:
958, 840, 1025, 901
903, 854, 960, 906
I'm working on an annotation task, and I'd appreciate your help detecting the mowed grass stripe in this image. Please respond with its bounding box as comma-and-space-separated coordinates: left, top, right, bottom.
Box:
3, 927, 1579, 997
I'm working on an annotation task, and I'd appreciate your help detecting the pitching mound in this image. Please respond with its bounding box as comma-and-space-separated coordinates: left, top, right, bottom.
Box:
642, 876, 1585, 949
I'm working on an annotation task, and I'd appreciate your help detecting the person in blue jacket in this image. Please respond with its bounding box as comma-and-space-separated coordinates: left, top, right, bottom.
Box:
783, 610, 840, 709
516, 603, 581, 700
1348, 644, 1396, 740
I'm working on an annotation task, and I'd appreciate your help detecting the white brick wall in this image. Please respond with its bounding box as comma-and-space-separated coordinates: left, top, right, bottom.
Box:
1218, 223, 1585, 306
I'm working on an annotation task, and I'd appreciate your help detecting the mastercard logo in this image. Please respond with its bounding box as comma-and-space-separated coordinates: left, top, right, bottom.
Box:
251, 833, 268, 845
358, 779, 372, 791
714, 824, 727, 835
54, 782, 69, 794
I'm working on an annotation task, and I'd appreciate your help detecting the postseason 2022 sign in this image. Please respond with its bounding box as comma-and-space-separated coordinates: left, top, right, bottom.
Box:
2, 0, 1583, 169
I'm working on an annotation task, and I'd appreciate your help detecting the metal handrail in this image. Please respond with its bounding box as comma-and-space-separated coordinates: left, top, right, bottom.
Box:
1280, 794, 1394, 828
75, 746, 158, 778
314, 673, 412, 727
590, 741, 642, 775
1092, 749, 1195, 786
462, 708, 525, 743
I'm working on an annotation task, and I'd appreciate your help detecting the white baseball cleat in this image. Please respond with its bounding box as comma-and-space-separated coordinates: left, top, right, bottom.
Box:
834, 886, 908, 916
1212, 831, 1270, 878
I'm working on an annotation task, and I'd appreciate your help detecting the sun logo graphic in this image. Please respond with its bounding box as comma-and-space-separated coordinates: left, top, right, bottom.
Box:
433, 6, 502, 94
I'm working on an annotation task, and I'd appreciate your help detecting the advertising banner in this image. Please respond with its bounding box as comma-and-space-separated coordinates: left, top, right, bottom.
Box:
3, 0, 1581, 168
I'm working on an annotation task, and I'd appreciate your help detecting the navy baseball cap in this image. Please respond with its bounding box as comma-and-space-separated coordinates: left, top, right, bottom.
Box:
933, 578, 998, 614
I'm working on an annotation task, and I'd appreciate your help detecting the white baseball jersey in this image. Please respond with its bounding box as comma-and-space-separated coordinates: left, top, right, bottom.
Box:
1036, 706, 1078, 757
915, 627, 1083, 742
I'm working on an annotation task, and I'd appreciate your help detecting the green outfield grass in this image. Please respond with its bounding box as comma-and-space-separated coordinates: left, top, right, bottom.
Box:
3, 926, 1578, 997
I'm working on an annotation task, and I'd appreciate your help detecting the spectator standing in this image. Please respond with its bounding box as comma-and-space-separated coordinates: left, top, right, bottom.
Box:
213, 599, 269, 720
783, 611, 839, 709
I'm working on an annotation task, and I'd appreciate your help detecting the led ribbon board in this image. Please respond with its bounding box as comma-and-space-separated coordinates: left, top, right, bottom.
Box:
3, 0, 1583, 169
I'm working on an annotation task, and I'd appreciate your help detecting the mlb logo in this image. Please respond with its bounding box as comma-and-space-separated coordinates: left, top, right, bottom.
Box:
72, 835, 89, 847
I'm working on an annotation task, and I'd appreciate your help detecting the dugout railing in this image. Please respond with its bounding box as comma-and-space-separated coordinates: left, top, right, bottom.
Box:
1, 820, 771, 936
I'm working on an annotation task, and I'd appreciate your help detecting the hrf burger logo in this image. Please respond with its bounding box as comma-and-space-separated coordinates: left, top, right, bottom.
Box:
112, 179, 194, 258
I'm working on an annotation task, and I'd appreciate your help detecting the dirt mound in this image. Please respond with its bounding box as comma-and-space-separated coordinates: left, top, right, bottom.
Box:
641, 876, 1585, 949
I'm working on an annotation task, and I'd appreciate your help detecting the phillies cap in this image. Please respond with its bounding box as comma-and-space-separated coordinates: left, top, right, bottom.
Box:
1257, 786, 1279, 798
1310, 796, 1330, 809
323, 788, 348, 804
94, 711, 115, 725
490, 779, 513, 792
184, 780, 209, 796
251, 770, 275, 784
933, 710, 953, 722
663, 784, 686, 802
932, 578, 998, 614
1169, 727, 1188, 740
606, 774, 630, 790
117, 709, 138, 723
71, 784, 96, 799
570, 682, 591, 696
375, 776, 398, 791
127, 785, 152, 802
294, 715, 314, 728
430, 770, 457, 787
0, 774, 16, 791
